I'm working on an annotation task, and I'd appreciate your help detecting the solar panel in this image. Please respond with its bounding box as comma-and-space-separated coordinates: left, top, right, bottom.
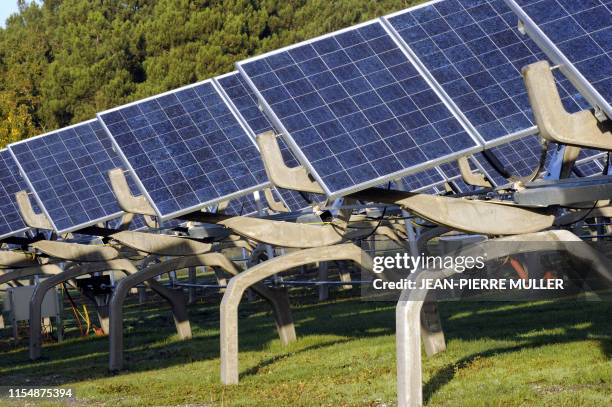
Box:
384, 0, 590, 146
97, 80, 270, 221
0, 149, 31, 239
574, 156, 605, 177
398, 167, 446, 190
573, 149, 607, 177
215, 71, 313, 211
505, 0, 612, 118
8, 120, 126, 234
238, 19, 481, 199
449, 177, 478, 193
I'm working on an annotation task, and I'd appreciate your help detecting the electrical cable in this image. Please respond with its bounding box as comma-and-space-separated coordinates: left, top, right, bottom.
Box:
558, 200, 599, 226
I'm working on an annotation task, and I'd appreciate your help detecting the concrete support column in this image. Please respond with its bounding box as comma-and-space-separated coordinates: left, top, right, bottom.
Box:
317, 262, 329, 301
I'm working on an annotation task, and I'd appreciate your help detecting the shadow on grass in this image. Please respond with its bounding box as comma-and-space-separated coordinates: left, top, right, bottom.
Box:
0, 290, 610, 401
239, 338, 353, 380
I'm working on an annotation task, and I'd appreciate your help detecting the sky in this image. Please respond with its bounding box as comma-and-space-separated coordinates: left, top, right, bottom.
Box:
0, 1, 20, 28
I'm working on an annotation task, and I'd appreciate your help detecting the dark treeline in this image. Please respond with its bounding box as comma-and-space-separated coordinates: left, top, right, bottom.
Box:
0, 0, 416, 147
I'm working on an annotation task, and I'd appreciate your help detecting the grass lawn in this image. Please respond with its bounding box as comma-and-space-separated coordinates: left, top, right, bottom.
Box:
0, 289, 610, 406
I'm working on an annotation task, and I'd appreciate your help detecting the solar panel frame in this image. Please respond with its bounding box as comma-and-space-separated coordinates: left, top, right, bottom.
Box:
97, 79, 271, 222
504, 0, 612, 119
8, 119, 126, 234
237, 18, 483, 200
0, 149, 31, 240
382, 0, 591, 148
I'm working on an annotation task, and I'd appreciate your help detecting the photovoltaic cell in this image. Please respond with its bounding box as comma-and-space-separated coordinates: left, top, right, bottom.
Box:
8, 120, 126, 234
385, 0, 589, 145
98, 80, 270, 221
506, 0, 612, 117
0, 149, 30, 239
238, 20, 480, 199
215, 72, 314, 211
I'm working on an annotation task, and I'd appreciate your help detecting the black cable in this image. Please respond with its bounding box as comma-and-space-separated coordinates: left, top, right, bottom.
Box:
558, 200, 599, 226
359, 182, 391, 240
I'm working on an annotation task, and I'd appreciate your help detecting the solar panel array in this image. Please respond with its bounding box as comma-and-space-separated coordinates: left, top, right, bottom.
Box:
238, 20, 480, 198
0, 149, 31, 239
384, 0, 589, 145
0, 0, 609, 239
8, 120, 127, 234
98, 80, 270, 220
506, 0, 611, 118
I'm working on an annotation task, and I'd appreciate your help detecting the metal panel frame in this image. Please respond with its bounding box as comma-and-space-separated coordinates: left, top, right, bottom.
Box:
97, 79, 271, 222
7, 119, 125, 234
504, 0, 611, 119
237, 18, 483, 200
0, 149, 31, 240
382, 2, 540, 148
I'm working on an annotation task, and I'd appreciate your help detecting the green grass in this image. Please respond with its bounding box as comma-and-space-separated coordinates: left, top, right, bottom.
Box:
0, 290, 610, 406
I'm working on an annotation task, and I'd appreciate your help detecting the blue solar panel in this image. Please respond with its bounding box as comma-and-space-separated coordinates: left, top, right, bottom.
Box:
238, 20, 480, 198
98, 80, 270, 221
574, 156, 605, 177
474, 134, 552, 185
449, 177, 479, 193
398, 167, 445, 190
385, 0, 590, 145
0, 149, 31, 239
215, 72, 314, 211
8, 120, 126, 234
506, 0, 612, 117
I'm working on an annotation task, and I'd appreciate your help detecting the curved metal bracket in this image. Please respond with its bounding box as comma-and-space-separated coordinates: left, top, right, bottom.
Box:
108, 253, 295, 371
458, 157, 491, 188
256, 131, 325, 194
350, 189, 554, 235
0, 250, 38, 269
218, 216, 345, 248
31, 240, 121, 262
0, 263, 63, 286
220, 243, 374, 384
264, 188, 289, 213
15, 191, 53, 230
109, 231, 212, 256
108, 168, 156, 216
523, 61, 612, 151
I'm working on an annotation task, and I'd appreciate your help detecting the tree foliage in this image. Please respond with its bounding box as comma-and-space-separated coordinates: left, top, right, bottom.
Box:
0, 0, 414, 147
